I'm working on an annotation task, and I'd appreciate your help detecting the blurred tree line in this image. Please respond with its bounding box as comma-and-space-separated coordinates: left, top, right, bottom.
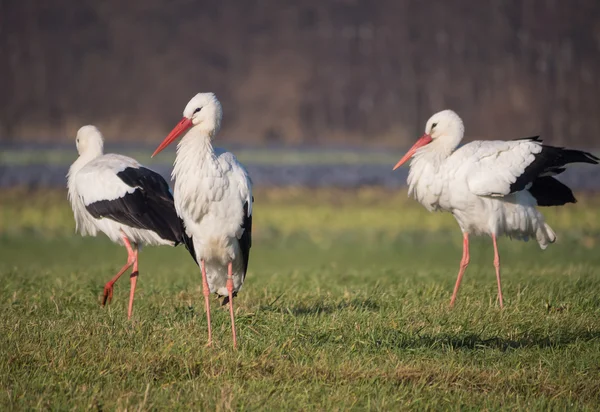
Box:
1, 0, 599, 146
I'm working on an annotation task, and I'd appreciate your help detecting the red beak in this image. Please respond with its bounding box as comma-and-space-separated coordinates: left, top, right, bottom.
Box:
392, 134, 433, 170
152, 117, 193, 157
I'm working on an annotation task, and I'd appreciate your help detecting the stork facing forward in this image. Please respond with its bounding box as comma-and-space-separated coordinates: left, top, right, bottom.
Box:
393, 110, 598, 308
68, 126, 183, 319
152, 93, 252, 348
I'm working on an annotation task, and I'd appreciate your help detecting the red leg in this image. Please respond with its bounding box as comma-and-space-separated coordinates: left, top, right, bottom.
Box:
226, 262, 238, 348
450, 233, 470, 307
492, 234, 504, 309
102, 234, 136, 306
127, 248, 139, 320
201, 260, 213, 346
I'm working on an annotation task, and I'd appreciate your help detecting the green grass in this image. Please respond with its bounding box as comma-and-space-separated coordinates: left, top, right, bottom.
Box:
1, 189, 599, 410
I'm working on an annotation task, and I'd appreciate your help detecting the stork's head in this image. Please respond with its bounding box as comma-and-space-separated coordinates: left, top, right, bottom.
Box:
152, 93, 223, 157
75, 125, 104, 156
393, 110, 464, 170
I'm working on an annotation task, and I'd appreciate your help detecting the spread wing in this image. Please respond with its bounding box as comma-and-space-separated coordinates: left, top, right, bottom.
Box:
463, 137, 598, 198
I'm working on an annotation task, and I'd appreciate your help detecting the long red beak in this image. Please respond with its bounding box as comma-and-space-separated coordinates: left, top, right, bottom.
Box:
152, 117, 193, 157
392, 134, 433, 170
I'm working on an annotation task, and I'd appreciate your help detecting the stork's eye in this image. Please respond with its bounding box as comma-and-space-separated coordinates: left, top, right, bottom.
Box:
431, 122, 438, 129
193, 107, 202, 114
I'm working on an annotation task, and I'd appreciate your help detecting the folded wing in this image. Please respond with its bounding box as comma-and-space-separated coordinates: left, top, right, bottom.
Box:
77, 156, 183, 244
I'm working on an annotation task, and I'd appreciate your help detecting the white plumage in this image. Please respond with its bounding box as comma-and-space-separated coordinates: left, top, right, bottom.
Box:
394, 110, 598, 308
407, 138, 555, 247
152, 93, 253, 348
68, 125, 182, 318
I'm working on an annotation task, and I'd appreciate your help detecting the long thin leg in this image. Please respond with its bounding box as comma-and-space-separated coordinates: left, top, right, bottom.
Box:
450, 233, 470, 307
492, 234, 504, 309
201, 259, 213, 346
226, 262, 238, 348
127, 248, 139, 320
102, 234, 136, 306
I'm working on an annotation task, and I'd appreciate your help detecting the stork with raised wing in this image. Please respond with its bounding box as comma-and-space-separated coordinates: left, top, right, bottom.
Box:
67, 125, 183, 319
393, 110, 598, 308
152, 93, 253, 348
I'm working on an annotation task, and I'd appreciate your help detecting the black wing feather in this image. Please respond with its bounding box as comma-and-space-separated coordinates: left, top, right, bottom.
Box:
239, 200, 253, 278
222, 198, 253, 306
509, 139, 599, 194
528, 176, 577, 206
85, 167, 183, 244
513, 135, 542, 142
180, 220, 198, 265
176, 199, 252, 273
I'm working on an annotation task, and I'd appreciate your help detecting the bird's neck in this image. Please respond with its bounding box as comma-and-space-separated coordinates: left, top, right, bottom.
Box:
409, 134, 461, 186
67, 149, 103, 218
173, 128, 220, 180
406, 132, 462, 210
416, 133, 462, 162
68, 149, 103, 181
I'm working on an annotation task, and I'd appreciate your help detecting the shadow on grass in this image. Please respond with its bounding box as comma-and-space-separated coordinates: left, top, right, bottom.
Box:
375, 329, 600, 351
261, 297, 380, 316
172, 305, 197, 320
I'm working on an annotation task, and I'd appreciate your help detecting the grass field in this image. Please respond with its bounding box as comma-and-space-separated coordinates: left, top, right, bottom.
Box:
1, 188, 599, 410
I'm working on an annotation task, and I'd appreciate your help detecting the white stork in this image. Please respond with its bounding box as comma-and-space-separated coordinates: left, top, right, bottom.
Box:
67, 125, 183, 319
393, 110, 598, 308
152, 93, 253, 348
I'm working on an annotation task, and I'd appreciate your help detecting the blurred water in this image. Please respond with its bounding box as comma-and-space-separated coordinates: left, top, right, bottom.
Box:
1, 144, 599, 190
0, 164, 412, 188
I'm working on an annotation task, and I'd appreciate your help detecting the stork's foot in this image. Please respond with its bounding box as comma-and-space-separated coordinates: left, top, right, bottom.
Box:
102, 283, 114, 306
101, 236, 137, 308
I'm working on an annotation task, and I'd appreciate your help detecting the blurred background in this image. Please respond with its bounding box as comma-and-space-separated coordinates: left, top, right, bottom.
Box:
1, 0, 599, 187
2, 4, 600, 409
